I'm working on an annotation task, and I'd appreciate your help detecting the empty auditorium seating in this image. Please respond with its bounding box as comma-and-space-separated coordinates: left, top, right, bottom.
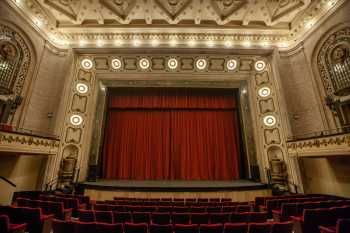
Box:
319, 218, 350, 233
151, 212, 171, 224
0, 215, 27, 233
210, 212, 230, 223
95, 210, 114, 223
270, 221, 293, 233
72, 221, 96, 233
247, 222, 271, 233
172, 213, 191, 225
78, 209, 96, 222
21, 207, 54, 233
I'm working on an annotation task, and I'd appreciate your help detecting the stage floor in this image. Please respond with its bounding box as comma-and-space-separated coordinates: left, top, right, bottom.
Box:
81, 179, 268, 192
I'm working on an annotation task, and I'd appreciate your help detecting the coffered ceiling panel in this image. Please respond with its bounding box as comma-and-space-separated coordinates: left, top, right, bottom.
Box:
5, 0, 344, 49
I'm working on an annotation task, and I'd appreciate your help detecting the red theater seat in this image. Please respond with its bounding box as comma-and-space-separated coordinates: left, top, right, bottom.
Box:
199, 223, 223, 233
95, 210, 114, 223
0, 215, 27, 233
113, 211, 132, 223
96, 222, 123, 233
72, 221, 96, 233
151, 212, 171, 224
174, 224, 199, 233
270, 221, 293, 233
247, 223, 271, 233
210, 213, 230, 224
223, 223, 248, 233
21, 207, 54, 233
236, 205, 252, 213
149, 223, 173, 233
248, 212, 268, 223
191, 213, 210, 225
52, 219, 73, 233
124, 222, 148, 233
78, 209, 96, 222
172, 213, 191, 225
133, 212, 151, 223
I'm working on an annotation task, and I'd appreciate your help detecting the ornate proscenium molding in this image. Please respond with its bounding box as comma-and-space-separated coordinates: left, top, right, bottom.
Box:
4, 0, 347, 50
0, 131, 60, 155
287, 133, 350, 157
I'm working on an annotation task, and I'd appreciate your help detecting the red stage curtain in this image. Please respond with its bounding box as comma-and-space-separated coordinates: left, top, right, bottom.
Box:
102, 88, 240, 180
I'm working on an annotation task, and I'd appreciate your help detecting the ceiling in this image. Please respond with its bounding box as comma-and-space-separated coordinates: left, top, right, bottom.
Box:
5, 0, 344, 49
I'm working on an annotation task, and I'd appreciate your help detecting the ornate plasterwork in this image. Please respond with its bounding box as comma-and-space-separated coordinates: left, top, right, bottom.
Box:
0, 131, 60, 155
287, 133, 350, 157
0, 24, 31, 96
5, 0, 345, 49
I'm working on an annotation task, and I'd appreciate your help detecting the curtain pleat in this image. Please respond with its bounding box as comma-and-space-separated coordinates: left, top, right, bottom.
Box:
102, 88, 240, 180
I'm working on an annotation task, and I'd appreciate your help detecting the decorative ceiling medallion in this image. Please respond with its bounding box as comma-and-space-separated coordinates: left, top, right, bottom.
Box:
76, 83, 88, 94
258, 87, 271, 98
210, 0, 248, 21
168, 58, 178, 69
81, 59, 93, 70
139, 58, 150, 70
226, 59, 238, 71
266, 0, 305, 23
263, 115, 276, 127
111, 58, 122, 70
196, 58, 207, 70
255, 60, 266, 71
70, 114, 83, 126
154, 0, 192, 21
43, 0, 81, 21
99, 0, 137, 20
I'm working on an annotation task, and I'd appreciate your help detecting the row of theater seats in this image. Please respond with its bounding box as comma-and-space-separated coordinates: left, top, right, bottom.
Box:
93, 203, 252, 213
0, 205, 54, 233
320, 219, 350, 233
77, 209, 269, 224
52, 219, 293, 233
113, 197, 234, 203
291, 205, 350, 233
38, 195, 87, 216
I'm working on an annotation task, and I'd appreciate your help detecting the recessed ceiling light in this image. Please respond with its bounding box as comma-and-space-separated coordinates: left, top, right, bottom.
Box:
263, 115, 276, 127
258, 87, 271, 98
151, 39, 160, 47
168, 58, 178, 70
206, 40, 215, 48
227, 59, 238, 71
70, 115, 83, 126
139, 58, 150, 70
224, 40, 233, 48
255, 60, 266, 71
188, 40, 197, 47
243, 41, 251, 47
114, 40, 124, 46
196, 58, 207, 70
96, 40, 104, 47
133, 39, 141, 47
76, 83, 89, 94
81, 58, 93, 70
111, 58, 122, 70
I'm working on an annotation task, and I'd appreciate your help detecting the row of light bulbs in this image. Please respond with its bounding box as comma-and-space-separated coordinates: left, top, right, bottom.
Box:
81, 58, 267, 72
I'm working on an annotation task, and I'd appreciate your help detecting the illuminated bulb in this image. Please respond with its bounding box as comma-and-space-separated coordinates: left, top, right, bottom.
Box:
187, 40, 197, 47
327, 0, 334, 7
114, 40, 124, 46
169, 40, 177, 47
133, 39, 141, 47
79, 40, 87, 47
243, 41, 251, 47
151, 39, 160, 47
241, 89, 247, 94
224, 40, 233, 48
15, 0, 22, 4
96, 40, 104, 47
34, 19, 43, 27
278, 42, 289, 48
261, 42, 270, 47
206, 40, 215, 48
305, 21, 313, 29
70, 115, 83, 126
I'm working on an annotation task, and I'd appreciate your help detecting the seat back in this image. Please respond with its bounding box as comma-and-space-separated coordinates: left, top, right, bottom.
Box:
151, 212, 171, 224
73, 221, 96, 233
52, 219, 73, 233
248, 212, 268, 223
210, 213, 230, 224
0, 215, 10, 232
223, 223, 248, 233
270, 222, 293, 233
248, 223, 271, 233
337, 219, 350, 233
113, 211, 132, 223
172, 213, 191, 225
174, 224, 199, 233
96, 222, 123, 233
132, 212, 150, 223
78, 210, 95, 222
95, 211, 113, 223
199, 223, 223, 233
124, 222, 148, 233
191, 213, 209, 225
149, 223, 173, 233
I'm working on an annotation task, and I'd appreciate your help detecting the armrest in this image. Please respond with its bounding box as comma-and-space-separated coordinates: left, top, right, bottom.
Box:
290, 216, 303, 222
41, 214, 54, 221
10, 223, 27, 231
319, 225, 336, 233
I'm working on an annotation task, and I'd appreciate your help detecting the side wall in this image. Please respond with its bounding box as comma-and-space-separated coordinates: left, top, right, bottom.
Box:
280, 1, 350, 196
0, 1, 72, 191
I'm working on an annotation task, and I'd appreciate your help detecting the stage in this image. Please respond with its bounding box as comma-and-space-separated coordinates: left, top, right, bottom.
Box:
79, 180, 271, 202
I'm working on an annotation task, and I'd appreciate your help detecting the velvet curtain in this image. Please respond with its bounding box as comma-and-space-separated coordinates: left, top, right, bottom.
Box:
102, 88, 241, 180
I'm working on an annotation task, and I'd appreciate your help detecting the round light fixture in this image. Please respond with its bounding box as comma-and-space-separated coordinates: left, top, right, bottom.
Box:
76, 83, 88, 94
227, 59, 238, 71
255, 60, 266, 71
168, 58, 178, 70
111, 58, 122, 70
70, 115, 83, 126
258, 87, 271, 98
81, 59, 93, 70
263, 115, 276, 127
196, 58, 207, 70
139, 58, 150, 70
